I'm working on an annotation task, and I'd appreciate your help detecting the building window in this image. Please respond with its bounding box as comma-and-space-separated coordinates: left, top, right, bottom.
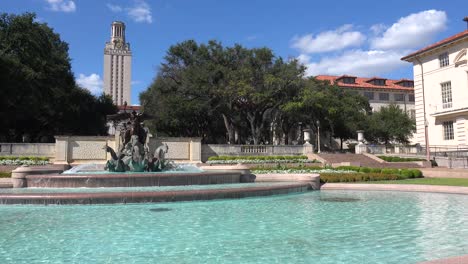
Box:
439, 52, 449, 68
373, 79, 386, 86
394, 93, 405, 101
409, 110, 416, 119
342, 77, 355, 84
399, 81, 414, 87
441, 82, 452, 109
379, 93, 389, 101
408, 94, 415, 102
443, 121, 454, 140
363, 91, 374, 100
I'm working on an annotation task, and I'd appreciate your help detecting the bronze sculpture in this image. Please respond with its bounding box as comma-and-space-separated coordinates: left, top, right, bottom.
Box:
104, 110, 172, 172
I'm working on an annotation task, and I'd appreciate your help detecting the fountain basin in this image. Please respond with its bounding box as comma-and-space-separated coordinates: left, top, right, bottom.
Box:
0, 182, 312, 205
23, 171, 246, 188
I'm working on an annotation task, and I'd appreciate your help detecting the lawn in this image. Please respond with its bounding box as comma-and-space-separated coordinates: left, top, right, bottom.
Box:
358, 177, 468, 187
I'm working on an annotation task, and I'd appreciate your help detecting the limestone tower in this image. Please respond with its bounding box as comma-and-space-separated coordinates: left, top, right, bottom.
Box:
103, 21, 132, 106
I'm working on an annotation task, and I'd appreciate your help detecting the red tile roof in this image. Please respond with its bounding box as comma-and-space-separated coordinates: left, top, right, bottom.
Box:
402, 30, 468, 61
315, 75, 414, 91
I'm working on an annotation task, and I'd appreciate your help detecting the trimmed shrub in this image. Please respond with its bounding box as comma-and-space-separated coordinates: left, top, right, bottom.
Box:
378, 156, 426, 162
320, 173, 401, 183
359, 167, 371, 173
399, 169, 414, 179
335, 166, 361, 172
0, 172, 11, 178
370, 168, 382, 173
409, 169, 423, 178
381, 168, 399, 175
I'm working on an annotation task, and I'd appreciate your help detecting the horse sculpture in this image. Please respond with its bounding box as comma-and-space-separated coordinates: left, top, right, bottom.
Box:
104, 110, 173, 172
148, 143, 170, 171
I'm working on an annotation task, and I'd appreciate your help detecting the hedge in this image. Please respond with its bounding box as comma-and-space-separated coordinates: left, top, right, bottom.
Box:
208, 155, 309, 161
378, 156, 426, 162
0, 156, 49, 161
321, 173, 404, 183
0, 172, 11, 178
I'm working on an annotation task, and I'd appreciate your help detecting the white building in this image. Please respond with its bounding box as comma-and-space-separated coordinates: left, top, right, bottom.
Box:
103, 21, 132, 106
402, 29, 468, 147
315, 75, 415, 117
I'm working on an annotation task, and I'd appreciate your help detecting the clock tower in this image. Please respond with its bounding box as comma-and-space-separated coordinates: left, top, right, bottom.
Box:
103, 21, 132, 106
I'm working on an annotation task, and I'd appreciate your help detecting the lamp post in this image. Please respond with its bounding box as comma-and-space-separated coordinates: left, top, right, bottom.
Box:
316, 120, 321, 153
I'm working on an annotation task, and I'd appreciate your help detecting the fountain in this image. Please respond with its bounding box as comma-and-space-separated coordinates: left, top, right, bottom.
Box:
3, 110, 319, 205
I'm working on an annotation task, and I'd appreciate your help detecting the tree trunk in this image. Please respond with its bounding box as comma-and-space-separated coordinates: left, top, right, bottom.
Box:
222, 114, 235, 144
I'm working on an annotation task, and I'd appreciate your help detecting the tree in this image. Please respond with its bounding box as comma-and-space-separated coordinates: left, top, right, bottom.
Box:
141, 40, 305, 144
281, 78, 371, 149
365, 104, 416, 144
0, 12, 116, 142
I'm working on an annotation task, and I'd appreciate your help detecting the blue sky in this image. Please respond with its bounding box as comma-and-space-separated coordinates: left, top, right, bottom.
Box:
1, 0, 467, 105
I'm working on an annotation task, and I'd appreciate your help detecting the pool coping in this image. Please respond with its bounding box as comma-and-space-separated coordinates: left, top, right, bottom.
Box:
321, 183, 468, 195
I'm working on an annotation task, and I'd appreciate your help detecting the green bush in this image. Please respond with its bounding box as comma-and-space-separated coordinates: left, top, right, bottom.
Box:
320, 173, 401, 183
0, 156, 49, 162
207, 155, 310, 161
378, 156, 426, 162
381, 168, 399, 175
399, 169, 414, 179
0, 172, 11, 178
409, 169, 423, 178
370, 168, 382, 173
335, 166, 361, 172
359, 167, 371, 173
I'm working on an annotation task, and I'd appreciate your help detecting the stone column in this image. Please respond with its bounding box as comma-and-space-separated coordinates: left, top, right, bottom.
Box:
54, 136, 70, 164
302, 129, 314, 155
189, 138, 202, 163
355, 130, 367, 154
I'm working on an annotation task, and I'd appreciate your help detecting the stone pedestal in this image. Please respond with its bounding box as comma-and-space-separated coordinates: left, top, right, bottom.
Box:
11, 165, 31, 188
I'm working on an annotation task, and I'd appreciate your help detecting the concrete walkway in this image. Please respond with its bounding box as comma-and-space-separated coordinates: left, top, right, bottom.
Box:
421, 168, 468, 178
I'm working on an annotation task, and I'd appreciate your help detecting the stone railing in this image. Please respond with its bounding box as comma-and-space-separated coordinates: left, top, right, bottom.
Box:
0, 143, 55, 157
201, 144, 311, 162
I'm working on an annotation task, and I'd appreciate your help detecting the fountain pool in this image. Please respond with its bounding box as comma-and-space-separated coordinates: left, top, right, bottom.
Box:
1, 190, 468, 263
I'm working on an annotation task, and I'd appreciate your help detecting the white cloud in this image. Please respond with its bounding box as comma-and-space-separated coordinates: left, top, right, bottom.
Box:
292, 10, 448, 77
107, 3, 123, 12
127, 0, 152, 24
45, 0, 76, 12
291, 24, 366, 53
370, 24, 386, 35
300, 49, 409, 77
76, 73, 103, 94
107, 0, 152, 24
371, 10, 447, 50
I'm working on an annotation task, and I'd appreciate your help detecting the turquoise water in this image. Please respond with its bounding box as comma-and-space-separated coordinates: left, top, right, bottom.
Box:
0, 182, 293, 194
1, 190, 468, 263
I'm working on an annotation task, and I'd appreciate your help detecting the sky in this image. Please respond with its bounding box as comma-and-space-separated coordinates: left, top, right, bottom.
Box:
1, 0, 467, 105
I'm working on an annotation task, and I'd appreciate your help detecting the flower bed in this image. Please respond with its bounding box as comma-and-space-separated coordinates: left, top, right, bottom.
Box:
206, 155, 319, 165
0, 156, 50, 166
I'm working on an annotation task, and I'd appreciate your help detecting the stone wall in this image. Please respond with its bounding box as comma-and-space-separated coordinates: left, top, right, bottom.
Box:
54, 136, 201, 164
201, 144, 310, 162
0, 143, 55, 157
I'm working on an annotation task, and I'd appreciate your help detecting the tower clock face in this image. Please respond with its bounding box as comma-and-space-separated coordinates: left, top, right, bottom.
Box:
114, 39, 123, 49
